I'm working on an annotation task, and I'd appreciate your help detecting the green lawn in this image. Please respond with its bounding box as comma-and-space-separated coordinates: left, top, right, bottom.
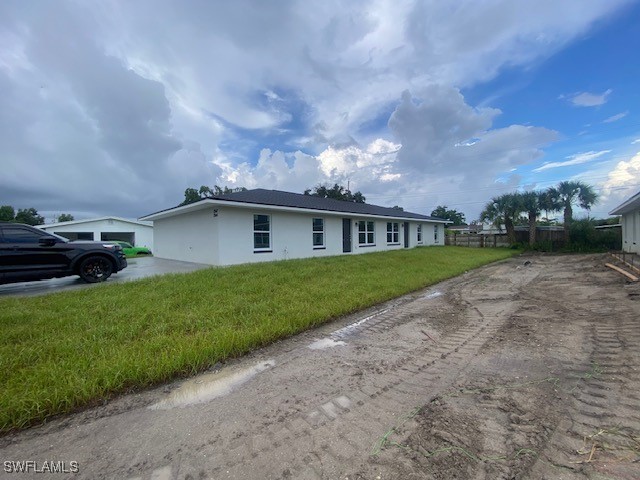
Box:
0, 246, 518, 432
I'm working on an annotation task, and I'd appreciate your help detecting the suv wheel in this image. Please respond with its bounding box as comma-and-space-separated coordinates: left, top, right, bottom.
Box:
79, 256, 113, 283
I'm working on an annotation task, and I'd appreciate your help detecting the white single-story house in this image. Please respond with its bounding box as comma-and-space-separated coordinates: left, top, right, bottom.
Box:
139, 189, 448, 266
38, 216, 154, 250
610, 190, 640, 254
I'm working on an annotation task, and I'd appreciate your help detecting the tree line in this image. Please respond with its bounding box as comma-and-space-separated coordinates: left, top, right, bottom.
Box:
480, 180, 598, 245
179, 185, 249, 206
180, 183, 367, 205
303, 184, 366, 203
0, 206, 73, 225
430, 206, 466, 225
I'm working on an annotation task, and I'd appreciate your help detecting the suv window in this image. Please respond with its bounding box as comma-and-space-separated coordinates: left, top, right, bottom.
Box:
1, 226, 46, 243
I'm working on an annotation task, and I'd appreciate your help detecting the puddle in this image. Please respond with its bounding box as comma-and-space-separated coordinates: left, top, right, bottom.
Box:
308, 338, 347, 350
422, 290, 443, 300
149, 360, 275, 409
307, 306, 396, 349
331, 307, 392, 338
307, 292, 443, 350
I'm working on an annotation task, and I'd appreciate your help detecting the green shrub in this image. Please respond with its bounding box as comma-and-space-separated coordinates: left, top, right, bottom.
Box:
565, 219, 621, 252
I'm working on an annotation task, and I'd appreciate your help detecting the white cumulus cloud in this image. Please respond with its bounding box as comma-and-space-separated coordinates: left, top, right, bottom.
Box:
0, 0, 631, 220
599, 152, 640, 213
533, 150, 611, 172
568, 89, 612, 107
603, 111, 628, 123
602, 153, 640, 192
216, 87, 559, 220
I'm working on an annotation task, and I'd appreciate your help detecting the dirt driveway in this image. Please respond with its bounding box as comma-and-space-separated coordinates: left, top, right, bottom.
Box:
1, 254, 639, 479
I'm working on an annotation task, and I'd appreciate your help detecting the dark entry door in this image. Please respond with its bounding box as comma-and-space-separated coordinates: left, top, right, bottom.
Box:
342, 218, 352, 252
404, 222, 410, 248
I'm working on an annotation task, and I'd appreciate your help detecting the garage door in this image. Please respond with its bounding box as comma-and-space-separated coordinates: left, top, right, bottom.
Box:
55, 231, 94, 241
101, 232, 135, 244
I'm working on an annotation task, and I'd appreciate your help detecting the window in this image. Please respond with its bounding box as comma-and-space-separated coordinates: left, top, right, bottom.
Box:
434, 224, 439, 243
253, 214, 271, 251
1, 226, 45, 244
386, 222, 399, 244
417, 225, 423, 244
312, 218, 325, 248
358, 220, 375, 246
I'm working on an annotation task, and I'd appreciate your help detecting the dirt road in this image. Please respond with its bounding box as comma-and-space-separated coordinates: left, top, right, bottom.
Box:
2, 254, 639, 479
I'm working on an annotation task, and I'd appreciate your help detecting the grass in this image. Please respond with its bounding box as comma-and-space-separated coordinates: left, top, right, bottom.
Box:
0, 246, 518, 432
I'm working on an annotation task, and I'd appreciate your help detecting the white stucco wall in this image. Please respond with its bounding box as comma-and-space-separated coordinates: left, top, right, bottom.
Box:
40, 219, 154, 249
153, 208, 218, 264
216, 207, 345, 265
421, 223, 444, 247
212, 207, 443, 266
134, 226, 154, 249
350, 218, 405, 254
150, 204, 445, 266
621, 210, 640, 254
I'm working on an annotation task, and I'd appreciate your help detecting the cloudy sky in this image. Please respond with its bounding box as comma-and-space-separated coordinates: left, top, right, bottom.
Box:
2, 0, 639, 223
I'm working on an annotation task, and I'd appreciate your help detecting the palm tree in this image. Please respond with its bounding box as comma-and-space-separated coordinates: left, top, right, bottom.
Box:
480, 193, 523, 244
538, 188, 562, 224
519, 191, 542, 246
550, 181, 599, 242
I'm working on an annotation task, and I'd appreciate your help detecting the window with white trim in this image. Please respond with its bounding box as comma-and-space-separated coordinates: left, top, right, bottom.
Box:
358, 220, 375, 246
386, 222, 399, 244
417, 224, 423, 244
312, 218, 325, 248
434, 224, 439, 243
253, 214, 271, 251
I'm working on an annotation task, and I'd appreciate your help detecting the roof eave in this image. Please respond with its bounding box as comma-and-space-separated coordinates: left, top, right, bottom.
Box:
139, 200, 218, 221
140, 199, 446, 223
38, 216, 153, 228
609, 191, 640, 215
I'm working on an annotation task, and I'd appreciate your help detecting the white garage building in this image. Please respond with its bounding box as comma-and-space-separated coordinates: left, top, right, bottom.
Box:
140, 189, 447, 266
38, 217, 154, 250
610, 190, 640, 254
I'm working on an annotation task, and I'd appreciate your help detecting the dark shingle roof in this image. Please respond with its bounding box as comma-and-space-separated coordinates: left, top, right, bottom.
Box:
205, 189, 444, 221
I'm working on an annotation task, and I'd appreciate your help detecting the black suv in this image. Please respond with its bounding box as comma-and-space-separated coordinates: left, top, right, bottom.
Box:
0, 222, 127, 285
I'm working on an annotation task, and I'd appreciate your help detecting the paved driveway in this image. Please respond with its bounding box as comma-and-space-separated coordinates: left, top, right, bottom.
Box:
0, 257, 210, 297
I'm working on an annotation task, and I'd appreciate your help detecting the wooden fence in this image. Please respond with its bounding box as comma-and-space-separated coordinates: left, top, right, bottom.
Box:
445, 233, 511, 248
446, 229, 566, 248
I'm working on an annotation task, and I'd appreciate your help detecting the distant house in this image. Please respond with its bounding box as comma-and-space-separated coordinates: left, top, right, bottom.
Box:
610, 190, 640, 254
478, 225, 505, 235
38, 217, 154, 250
447, 224, 483, 234
139, 189, 447, 266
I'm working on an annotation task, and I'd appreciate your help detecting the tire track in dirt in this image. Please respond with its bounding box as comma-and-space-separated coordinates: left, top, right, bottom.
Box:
510, 257, 640, 479
186, 262, 541, 479
121, 261, 541, 479
117, 277, 509, 479
9, 256, 635, 480
365, 256, 639, 480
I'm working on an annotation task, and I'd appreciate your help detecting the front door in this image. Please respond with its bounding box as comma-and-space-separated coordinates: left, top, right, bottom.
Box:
342, 218, 352, 253
404, 222, 410, 248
